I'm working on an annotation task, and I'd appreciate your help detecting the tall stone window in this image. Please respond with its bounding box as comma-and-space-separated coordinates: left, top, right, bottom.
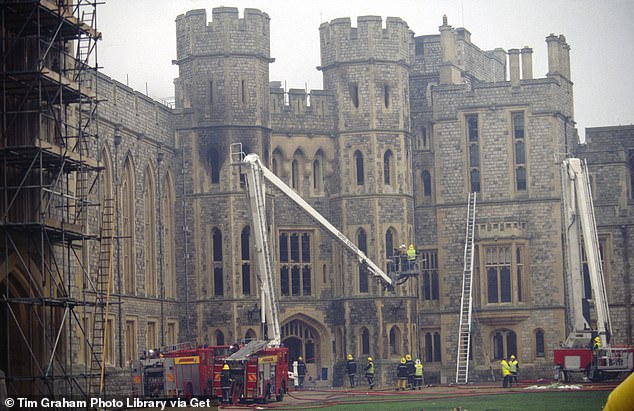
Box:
208, 80, 214, 106
291, 159, 299, 190
162, 171, 176, 299
628, 150, 634, 199
484, 244, 525, 304
466, 115, 481, 193
313, 150, 325, 193
350, 82, 359, 108
389, 326, 401, 355
383, 84, 390, 109
241, 226, 251, 296
208, 148, 221, 184
166, 321, 177, 346
146, 320, 158, 351
492, 329, 517, 360
535, 329, 545, 358
354, 150, 365, 185
121, 156, 136, 295
212, 228, 223, 296
513, 112, 527, 191
421, 250, 439, 301
424, 331, 442, 362
422, 170, 432, 199
581, 237, 606, 299
419, 126, 431, 150
215, 329, 225, 346
361, 327, 370, 355
105, 317, 115, 365
383, 150, 394, 185
358, 229, 368, 293
124, 318, 137, 364
385, 228, 395, 260
143, 166, 157, 297
239, 79, 247, 106
279, 231, 313, 296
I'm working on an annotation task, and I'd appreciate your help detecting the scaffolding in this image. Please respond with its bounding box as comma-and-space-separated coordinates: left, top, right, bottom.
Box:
0, 0, 104, 401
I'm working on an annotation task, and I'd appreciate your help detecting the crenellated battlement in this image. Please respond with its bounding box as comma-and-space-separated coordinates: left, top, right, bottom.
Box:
319, 15, 412, 69
175, 7, 270, 61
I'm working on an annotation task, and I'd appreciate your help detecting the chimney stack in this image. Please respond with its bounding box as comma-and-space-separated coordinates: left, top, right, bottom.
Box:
508, 49, 520, 86
521, 47, 533, 80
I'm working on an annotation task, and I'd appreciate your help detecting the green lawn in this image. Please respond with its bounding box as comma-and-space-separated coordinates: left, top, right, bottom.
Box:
277, 391, 609, 411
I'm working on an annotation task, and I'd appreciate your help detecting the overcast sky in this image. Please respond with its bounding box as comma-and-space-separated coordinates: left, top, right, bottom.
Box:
98, 0, 634, 139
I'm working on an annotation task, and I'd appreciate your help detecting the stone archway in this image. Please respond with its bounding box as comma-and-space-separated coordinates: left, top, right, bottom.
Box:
281, 315, 330, 382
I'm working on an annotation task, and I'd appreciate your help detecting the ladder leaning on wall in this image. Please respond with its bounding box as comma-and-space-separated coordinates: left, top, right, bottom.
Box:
456, 192, 477, 384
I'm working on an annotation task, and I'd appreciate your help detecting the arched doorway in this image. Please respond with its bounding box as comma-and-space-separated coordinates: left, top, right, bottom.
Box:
281, 317, 324, 381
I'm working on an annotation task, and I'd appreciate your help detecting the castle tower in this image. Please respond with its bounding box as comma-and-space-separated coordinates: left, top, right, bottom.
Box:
319, 16, 418, 365
173, 7, 272, 340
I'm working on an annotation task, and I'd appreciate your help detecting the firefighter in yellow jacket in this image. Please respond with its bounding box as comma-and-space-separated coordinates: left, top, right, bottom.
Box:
414, 359, 424, 389
500, 357, 511, 388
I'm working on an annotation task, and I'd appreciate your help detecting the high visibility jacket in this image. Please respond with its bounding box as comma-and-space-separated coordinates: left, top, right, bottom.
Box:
500, 360, 511, 376
414, 363, 423, 377
365, 362, 374, 375
407, 246, 416, 261
603, 372, 634, 411
509, 360, 518, 373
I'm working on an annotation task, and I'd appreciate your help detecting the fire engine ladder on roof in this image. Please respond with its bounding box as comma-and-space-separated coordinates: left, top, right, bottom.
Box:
456, 192, 477, 384
88, 197, 115, 397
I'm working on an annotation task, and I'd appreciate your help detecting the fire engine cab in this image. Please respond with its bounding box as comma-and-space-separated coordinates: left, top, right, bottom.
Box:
212, 340, 289, 403
131, 344, 232, 398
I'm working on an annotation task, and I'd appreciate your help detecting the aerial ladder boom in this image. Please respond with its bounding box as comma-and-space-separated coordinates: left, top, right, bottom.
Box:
233, 145, 393, 343
561, 158, 611, 347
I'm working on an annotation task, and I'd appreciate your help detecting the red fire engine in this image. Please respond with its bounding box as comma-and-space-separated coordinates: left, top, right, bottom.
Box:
212, 340, 289, 404
554, 159, 634, 381
131, 343, 232, 398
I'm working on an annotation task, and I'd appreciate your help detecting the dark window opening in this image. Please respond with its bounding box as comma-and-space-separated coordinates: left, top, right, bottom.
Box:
355, 151, 365, 185
383, 84, 390, 108
214, 267, 223, 296
351, 83, 359, 108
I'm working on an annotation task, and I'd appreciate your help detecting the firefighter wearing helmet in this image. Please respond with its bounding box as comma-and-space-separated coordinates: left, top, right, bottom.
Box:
396, 357, 408, 391
365, 356, 375, 389
405, 354, 415, 389
414, 359, 424, 389
220, 363, 233, 404
345, 354, 357, 388
297, 356, 307, 388
509, 355, 519, 386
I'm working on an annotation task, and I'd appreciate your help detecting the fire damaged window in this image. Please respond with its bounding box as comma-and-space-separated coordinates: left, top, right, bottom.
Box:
279, 231, 313, 296
208, 148, 221, 184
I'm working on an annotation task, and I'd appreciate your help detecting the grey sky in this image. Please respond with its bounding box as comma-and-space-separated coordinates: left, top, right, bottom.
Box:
98, 0, 634, 139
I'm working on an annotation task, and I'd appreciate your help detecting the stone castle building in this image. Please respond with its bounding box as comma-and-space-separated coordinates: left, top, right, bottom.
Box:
1, 3, 632, 396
